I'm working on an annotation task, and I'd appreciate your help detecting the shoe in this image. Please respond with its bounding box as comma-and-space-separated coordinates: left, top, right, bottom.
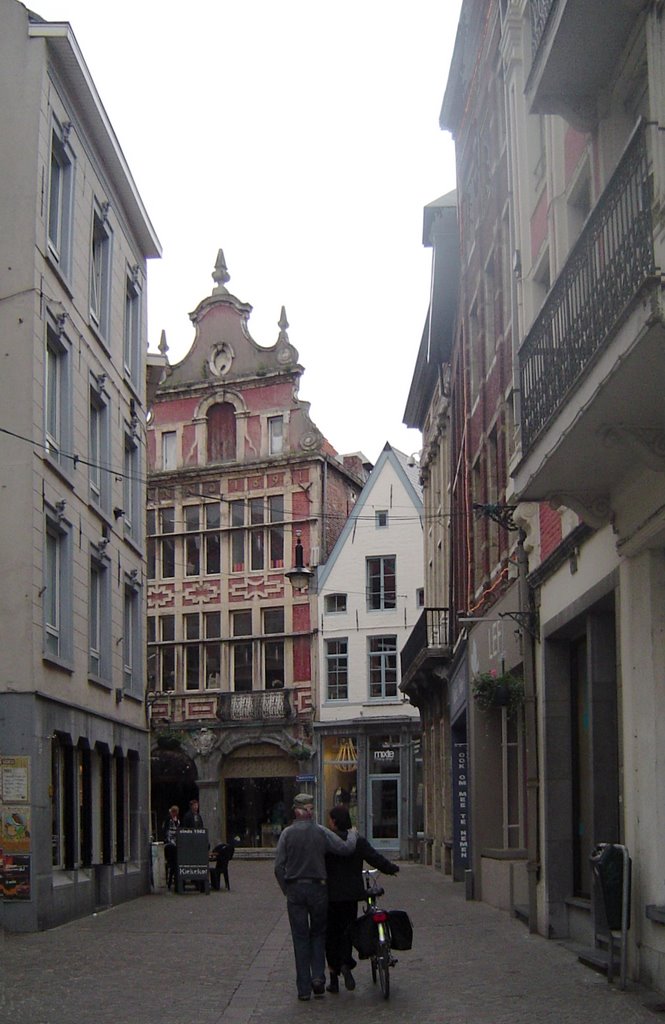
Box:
326, 973, 339, 993
312, 980, 325, 998
298, 994, 311, 1001
341, 965, 356, 991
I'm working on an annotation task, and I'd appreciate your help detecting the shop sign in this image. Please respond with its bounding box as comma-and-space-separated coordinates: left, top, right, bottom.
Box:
296, 774, 316, 783
452, 742, 470, 877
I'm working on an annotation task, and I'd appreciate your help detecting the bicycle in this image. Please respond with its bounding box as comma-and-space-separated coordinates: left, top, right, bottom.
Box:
360, 868, 396, 999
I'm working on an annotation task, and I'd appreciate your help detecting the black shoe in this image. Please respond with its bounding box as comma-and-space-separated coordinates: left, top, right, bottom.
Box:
312, 980, 325, 998
341, 965, 356, 991
326, 973, 339, 993
298, 994, 311, 1001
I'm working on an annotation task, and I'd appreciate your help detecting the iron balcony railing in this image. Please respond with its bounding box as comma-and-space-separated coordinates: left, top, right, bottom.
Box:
217, 688, 294, 723
519, 125, 655, 453
530, 0, 556, 58
400, 607, 452, 680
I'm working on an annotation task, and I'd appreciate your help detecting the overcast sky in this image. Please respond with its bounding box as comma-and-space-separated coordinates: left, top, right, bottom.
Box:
33, 0, 461, 464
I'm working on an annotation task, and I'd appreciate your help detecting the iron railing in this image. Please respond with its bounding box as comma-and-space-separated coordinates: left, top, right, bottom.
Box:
519, 125, 655, 453
217, 688, 294, 723
400, 608, 452, 679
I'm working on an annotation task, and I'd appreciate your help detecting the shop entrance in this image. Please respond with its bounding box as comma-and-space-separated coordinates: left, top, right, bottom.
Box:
368, 775, 400, 849
225, 776, 296, 848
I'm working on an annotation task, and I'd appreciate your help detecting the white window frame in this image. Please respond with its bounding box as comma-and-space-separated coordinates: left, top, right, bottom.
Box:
90, 203, 112, 339
45, 321, 72, 468
268, 415, 284, 455
47, 119, 75, 276
375, 510, 389, 528
123, 269, 142, 386
366, 555, 397, 611
324, 593, 347, 614
89, 379, 110, 512
123, 579, 142, 697
162, 430, 177, 471
89, 549, 111, 681
44, 510, 73, 665
123, 432, 141, 545
368, 635, 398, 699
326, 638, 349, 701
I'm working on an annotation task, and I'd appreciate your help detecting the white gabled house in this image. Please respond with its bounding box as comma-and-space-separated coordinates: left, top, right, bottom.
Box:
314, 443, 424, 855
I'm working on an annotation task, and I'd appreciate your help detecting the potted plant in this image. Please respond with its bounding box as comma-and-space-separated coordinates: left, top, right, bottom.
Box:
472, 670, 524, 718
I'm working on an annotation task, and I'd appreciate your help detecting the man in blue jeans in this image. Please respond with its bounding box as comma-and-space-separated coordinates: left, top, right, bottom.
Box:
274, 793, 357, 1001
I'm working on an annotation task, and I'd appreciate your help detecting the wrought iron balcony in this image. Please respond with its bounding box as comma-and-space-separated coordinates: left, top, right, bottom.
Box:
519, 125, 655, 455
217, 688, 295, 723
400, 608, 453, 684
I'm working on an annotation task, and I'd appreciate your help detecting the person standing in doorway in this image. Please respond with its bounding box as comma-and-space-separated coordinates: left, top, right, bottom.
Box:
162, 805, 180, 890
274, 793, 357, 1002
181, 798, 204, 828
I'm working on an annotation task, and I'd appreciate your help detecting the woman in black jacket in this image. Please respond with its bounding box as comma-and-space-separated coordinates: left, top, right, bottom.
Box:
324, 805, 399, 993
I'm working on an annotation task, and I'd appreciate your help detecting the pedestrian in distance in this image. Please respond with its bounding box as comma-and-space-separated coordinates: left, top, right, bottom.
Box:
274, 793, 357, 1002
324, 804, 399, 993
162, 805, 180, 890
181, 798, 204, 828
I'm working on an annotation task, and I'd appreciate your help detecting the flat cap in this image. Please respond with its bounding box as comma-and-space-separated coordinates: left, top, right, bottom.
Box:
293, 793, 314, 808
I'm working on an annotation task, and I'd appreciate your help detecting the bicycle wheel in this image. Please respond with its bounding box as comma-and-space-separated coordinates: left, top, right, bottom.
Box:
371, 955, 378, 984
377, 942, 390, 999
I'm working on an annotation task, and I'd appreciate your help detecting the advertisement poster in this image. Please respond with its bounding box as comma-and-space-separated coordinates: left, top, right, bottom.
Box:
0, 756, 31, 900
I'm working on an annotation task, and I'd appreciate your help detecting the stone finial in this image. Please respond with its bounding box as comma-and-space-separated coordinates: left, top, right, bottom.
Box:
158, 329, 168, 356
212, 249, 230, 294
278, 306, 289, 341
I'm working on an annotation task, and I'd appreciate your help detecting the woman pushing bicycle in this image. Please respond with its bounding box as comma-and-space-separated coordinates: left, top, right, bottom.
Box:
324, 805, 399, 993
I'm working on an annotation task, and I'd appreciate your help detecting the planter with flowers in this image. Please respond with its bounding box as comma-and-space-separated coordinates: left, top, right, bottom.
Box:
472, 670, 524, 718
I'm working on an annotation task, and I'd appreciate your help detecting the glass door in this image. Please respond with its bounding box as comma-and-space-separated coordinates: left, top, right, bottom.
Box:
368, 774, 400, 849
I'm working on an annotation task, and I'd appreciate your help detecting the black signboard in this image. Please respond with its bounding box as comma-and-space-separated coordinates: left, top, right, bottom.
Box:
176, 828, 210, 894
452, 743, 470, 881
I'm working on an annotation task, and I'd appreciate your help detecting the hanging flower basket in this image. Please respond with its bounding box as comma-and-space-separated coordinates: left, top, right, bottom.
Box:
290, 743, 314, 761
472, 671, 524, 718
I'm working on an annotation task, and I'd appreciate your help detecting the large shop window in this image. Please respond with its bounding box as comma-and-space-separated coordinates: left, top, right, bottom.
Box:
322, 735, 358, 826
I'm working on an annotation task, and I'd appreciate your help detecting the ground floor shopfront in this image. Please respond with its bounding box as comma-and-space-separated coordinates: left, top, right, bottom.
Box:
313, 719, 422, 857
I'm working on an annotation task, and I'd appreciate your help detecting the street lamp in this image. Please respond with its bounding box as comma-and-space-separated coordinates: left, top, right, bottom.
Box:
285, 531, 314, 592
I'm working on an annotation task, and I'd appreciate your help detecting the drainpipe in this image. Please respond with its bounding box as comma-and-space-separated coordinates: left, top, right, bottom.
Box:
517, 528, 539, 934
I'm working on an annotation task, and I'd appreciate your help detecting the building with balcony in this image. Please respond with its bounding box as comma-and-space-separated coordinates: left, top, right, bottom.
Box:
315, 443, 423, 858
0, 0, 160, 930
146, 253, 367, 848
411, 0, 665, 991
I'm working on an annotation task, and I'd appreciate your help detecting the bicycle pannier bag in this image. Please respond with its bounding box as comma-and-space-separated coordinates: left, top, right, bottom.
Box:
388, 910, 413, 950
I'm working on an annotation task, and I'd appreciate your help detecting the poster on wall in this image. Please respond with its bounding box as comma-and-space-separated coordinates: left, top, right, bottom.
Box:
0, 756, 32, 901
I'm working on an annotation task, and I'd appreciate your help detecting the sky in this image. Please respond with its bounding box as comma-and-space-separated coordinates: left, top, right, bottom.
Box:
32, 0, 462, 464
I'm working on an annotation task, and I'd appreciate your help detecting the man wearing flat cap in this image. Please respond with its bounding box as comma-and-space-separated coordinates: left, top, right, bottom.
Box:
275, 793, 357, 1002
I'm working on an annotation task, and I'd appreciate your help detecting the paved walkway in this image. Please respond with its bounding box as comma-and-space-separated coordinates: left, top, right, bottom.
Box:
1, 860, 662, 1024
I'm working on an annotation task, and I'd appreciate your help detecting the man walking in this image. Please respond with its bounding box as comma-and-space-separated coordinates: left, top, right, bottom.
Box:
274, 793, 356, 1001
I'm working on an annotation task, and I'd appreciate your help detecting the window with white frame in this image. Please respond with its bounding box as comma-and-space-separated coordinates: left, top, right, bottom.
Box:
44, 511, 73, 663
123, 580, 142, 697
47, 120, 74, 275
90, 204, 112, 338
368, 635, 398, 698
230, 495, 284, 572
375, 510, 388, 528
162, 430, 177, 471
45, 322, 71, 466
268, 415, 284, 455
366, 555, 396, 610
263, 607, 284, 689
326, 638, 348, 700
123, 269, 142, 386
324, 593, 347, 614
123, 432, 141, 544
89, 550, 111, 681
89, 380, 110, 511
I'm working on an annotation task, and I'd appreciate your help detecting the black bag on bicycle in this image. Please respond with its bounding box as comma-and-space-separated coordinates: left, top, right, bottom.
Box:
351, 913, 379, 958
388, 909, 413, 950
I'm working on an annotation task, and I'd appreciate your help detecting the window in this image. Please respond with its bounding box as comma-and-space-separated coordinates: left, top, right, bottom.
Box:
232, 611, 253, 692
207, 402, 237, 463
367, 556, 396, 610
47, 121, 74, 274
89, 551, 111, 681
205, 503, 221, 574
51, 735, 75, 870
369, 636, 398, 698
416, 587, 425, 608
230, 495, 284, 572
162, 431, 177, 471
184, 506, 201, 576
159, 615, 176, 691
326, 639, 348, 700
123, 432, 141, 544
44, 512, 72, 663
45, 323, 71, 466
90, 205, 112, 338
263, 608, 284, 689
123, 581, 142, 696
325, 593, 347, 614
375, 510, 388, 528
147, 509, 156, 579
89, 381, 110, 511
268, 416, 284, 455
158, 506, 175, 578
123, 270, 142, 386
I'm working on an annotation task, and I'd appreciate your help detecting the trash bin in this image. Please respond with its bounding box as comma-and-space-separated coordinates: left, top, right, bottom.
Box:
590, 843, 630, 931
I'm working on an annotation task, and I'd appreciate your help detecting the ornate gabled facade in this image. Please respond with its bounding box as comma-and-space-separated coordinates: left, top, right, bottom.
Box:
146, 253, 367, 848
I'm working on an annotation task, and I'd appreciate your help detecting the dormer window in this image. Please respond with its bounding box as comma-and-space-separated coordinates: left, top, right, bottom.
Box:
268, 416, 284, 455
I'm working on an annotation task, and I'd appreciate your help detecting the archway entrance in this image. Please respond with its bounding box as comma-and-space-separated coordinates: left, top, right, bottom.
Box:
222, 743, 298, 848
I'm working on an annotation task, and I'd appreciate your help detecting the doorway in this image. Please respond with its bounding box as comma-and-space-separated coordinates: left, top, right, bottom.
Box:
368, 774, 400, 849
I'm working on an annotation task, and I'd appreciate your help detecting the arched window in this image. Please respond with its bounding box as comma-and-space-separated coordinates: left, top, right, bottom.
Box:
207, 402, 236, 463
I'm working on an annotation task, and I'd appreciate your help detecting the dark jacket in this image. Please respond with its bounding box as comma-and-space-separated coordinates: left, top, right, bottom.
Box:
325, 833, 398, 903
